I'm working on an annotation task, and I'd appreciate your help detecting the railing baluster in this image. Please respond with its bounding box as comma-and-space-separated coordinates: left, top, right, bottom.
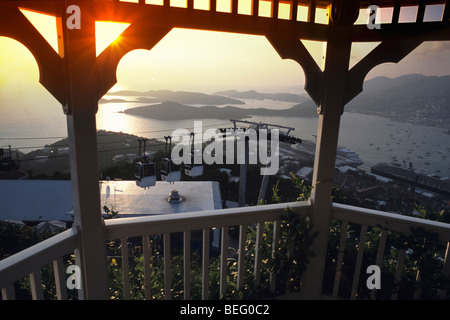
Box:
371, 229, 388, 300
1, 284, 16, 300
391, 248, 406, 300
163, 233, 171, 300
29, 269, 44, 300
183, 231, 191, 300
237, 224, 247, 291
350, 224, 367, 300
254, 222, 264, 287
142, 235, 152, 300
120, 237, 131, 300
332, 220, 349, 299
438, 242, 450, 299
219, 226, 229, 297
375, 229, 388, 267
53, 257, 67, 300
202, 229, 210, 300
270, 219, 280, 292
413, 269, 422, 299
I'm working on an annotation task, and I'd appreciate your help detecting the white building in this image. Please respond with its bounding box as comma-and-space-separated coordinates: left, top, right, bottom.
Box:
99, 180, 223, 218
0, 180, 223, 222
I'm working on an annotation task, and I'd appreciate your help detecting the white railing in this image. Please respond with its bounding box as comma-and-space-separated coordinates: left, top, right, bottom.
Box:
104, 201, 450, 300
103, 201, 311, 300
1, 201, 449, 300
0, 227, 78, 300
329, 203, 450, 300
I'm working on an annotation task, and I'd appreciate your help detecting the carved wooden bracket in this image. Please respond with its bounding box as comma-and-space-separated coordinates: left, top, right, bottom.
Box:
266, 34, 324, 109
344, 36, 424, 105
96, 22, 171, 100
0, 5, 66, 106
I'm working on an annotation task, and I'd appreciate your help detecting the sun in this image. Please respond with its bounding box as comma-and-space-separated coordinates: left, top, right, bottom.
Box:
17, 9, 131, 57
95, 21, 131, 56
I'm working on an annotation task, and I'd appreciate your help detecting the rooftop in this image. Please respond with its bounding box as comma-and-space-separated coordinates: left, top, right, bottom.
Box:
0, 180, 73, 222
0, 180, 223, 222
100, 180, 223, 217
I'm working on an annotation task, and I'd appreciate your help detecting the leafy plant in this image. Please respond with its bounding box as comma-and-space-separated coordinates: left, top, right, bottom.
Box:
103, 205, 119, 219
272, 209, 318, 295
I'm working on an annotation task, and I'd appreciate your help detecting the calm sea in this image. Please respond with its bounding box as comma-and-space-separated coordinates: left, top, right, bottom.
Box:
1, 97, 449, 178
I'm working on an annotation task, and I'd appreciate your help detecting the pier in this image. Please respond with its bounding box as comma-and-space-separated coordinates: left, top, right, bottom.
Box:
371, 163, 450, 196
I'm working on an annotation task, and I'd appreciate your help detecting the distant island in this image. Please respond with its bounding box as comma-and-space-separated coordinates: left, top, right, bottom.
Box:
105, 89, 245, 105
122, 101, 317, 120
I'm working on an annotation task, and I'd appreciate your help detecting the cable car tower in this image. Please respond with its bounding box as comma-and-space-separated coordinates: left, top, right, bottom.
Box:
161, 136, 181, 183
0, 146, 20, 172
134, 138, 156, 189
225, 120, 301, 206
183, 132, 204, 177
184, 132, 204, 177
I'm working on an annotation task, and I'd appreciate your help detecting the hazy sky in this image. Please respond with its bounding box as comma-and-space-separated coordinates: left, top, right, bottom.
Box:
0, 6, 449, 108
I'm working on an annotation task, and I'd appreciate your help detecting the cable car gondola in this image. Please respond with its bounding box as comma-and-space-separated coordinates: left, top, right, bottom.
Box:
134, 138, 156, 189
184, 132, 203, 177
184, 156, 203, 177
161, 136, 181, 183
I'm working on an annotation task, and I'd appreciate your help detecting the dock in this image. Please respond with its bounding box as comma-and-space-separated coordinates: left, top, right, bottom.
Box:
371, 163, 450, 196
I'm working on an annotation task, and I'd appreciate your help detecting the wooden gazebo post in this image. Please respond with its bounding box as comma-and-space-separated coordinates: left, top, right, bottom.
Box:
61, 1, 109, 299
301, 2, 359, 299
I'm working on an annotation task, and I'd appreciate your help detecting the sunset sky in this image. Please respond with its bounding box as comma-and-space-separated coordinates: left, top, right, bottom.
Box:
0, 4, 449, 111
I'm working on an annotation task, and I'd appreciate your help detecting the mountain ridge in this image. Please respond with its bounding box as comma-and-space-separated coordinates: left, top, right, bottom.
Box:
117, 74, 450, 128
213, 89, 309, 103
347, 74, 450, 128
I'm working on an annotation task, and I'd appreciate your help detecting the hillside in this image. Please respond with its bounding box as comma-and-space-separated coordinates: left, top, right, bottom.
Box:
347, 74, 450, 128
290, 74, 450, 128
19, 131, 163, 176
